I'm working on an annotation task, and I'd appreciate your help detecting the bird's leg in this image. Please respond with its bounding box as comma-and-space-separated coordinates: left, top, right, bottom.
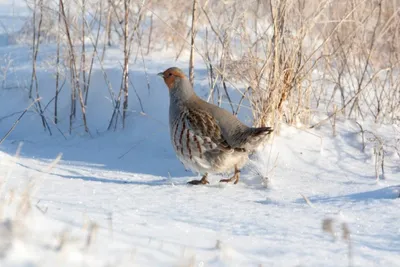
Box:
187, 173, 209, 185
220, 166, 240, 184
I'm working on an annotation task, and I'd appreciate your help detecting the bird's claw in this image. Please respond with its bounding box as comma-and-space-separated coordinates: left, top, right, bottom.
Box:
187, 179, 209, 185
219, 177, 239, 184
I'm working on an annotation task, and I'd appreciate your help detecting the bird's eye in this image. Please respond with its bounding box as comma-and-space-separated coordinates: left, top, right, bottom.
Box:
169, 73, 172, 77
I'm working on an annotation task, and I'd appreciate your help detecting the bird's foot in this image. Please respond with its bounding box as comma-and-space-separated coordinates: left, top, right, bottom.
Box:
219, 177, 239, 184
187, 175, 209, 185
219, 169, 240, 184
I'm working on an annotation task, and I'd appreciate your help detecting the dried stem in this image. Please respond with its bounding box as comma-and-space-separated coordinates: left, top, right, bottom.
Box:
189, 0, 197, 86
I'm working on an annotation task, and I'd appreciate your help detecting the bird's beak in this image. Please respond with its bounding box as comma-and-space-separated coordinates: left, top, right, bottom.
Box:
157, 72, 164, 78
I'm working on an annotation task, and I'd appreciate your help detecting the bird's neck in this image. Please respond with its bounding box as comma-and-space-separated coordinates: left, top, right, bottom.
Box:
169, 78, 196, 103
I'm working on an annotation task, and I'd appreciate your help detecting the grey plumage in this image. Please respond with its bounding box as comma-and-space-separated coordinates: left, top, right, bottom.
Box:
159, 67, 273, 184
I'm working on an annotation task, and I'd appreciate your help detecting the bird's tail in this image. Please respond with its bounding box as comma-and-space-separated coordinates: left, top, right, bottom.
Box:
242, 127, 273, 151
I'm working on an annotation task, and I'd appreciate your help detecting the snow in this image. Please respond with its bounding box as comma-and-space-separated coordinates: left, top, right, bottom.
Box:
0, 5, 400, 267
1, 120, 399, 266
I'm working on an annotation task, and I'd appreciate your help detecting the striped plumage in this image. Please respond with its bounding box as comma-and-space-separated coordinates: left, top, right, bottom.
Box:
158, 67, 273, 185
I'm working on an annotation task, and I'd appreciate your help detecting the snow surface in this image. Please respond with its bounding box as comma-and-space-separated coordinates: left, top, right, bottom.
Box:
0, 6, 400, 267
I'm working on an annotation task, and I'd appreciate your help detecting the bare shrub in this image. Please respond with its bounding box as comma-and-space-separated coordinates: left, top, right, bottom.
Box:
191, 0, 399, 129
7, 0, 400, 135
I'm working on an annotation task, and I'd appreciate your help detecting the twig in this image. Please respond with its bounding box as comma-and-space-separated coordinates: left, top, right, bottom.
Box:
0, 98, 41, 145
355, 121, 366, 152
300, 193, 315, 208
54, 0, 61, 124
188, 0, 197, 86
128, 74, 145, 113
222, 79, 234, 114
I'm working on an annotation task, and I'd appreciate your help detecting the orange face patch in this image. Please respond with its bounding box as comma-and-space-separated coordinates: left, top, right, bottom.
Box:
160, 67, 186, 90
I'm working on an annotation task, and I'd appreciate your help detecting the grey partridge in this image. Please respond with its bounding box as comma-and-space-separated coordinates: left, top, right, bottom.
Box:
158, 67, 273, 185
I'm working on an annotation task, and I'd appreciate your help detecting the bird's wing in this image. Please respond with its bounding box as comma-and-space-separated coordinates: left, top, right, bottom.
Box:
189, 99, 273, 151
185, 107, 235, 154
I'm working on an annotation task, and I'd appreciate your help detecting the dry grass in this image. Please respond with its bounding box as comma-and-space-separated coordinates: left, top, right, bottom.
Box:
0, 148, 123, 265
150, 0, 399, 129
4, 0, 400, 136
322, 216, 353, 267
